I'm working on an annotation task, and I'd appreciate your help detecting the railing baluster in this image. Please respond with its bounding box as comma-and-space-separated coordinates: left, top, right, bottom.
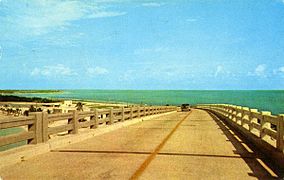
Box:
249, 109, 258, 132
260, 111, 271, 139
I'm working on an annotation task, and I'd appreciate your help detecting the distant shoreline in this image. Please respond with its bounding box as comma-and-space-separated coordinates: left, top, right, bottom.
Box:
0, 90, 63, 94
0, 94, 133, 108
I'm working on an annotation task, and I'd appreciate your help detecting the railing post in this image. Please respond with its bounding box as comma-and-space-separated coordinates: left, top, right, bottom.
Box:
236, 106, 242, 125
68, 110, 79, 134
232, 106, 237, 122
130, 107, 133, 120
229, 106, 234, 120
137, 106, 141, 118
227, 105, 231, 120
28, 112, 43, 144
277, 115, 284, 153
90, 109, 98, 129
228, 106, 233, 120
121, 107, 125, 122
260, 111, 271, 139
109, 108, 114, 124
95, 109, 99, 127
240, 107, 244, 126
241, 107, 249, 127
224, 105, 229, 118
42, 112, 49, 142
249, 109, 258, 132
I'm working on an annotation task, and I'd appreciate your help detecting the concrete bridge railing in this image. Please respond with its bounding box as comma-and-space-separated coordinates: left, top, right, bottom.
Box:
0, 106, 176, 150
197, 104, 284, 167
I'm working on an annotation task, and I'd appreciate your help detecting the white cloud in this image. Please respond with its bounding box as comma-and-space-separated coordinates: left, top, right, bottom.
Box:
142, 2, 164, 7
214, 65, 224, 77
87, 66, 109, 76
248, 64, 284, 78
248, 64, 267, 78
279, 66, 284, 73
273, 66, 284, 77
254, 64, 266, 77
119, 70, 135, 82
1, 1, 126, 36
31, 64, 77, 77
88, 11, 126, 18
213, 65, 233, 78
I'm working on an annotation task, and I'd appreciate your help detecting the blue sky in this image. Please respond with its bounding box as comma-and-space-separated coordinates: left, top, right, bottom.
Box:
0, 0, 284, 90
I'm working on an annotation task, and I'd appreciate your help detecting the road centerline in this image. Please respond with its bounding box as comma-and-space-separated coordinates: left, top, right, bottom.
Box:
130, 111, 192, 179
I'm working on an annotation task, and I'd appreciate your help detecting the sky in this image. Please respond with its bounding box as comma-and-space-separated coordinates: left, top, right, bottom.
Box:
0, 0, 284, 90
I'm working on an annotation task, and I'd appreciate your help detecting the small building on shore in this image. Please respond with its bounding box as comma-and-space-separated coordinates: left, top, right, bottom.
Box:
53, 100, 90, 114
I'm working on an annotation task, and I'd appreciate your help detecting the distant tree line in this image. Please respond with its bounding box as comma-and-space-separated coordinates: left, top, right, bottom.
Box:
0, 90, 62, 94
0, 95, 57, 103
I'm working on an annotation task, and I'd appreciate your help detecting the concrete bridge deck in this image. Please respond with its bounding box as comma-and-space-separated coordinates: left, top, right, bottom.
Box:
0, 109, 281, 179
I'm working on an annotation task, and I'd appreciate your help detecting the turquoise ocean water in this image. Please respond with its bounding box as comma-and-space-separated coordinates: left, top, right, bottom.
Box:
17, 90, 284, 115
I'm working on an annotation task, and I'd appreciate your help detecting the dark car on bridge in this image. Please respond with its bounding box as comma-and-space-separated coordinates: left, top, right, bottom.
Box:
181, 104, 190, 111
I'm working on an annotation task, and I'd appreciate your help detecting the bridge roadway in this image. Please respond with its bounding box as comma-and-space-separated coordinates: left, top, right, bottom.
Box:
0, 109, 280, 179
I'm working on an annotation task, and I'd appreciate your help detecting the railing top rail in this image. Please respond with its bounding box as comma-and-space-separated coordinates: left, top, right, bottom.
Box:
0, 105, 176, 147
0, 116, 34, 124
197, 103, 282, 116
48, 112, 73, 119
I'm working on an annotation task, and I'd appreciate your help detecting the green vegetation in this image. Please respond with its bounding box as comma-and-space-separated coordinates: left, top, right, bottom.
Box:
0, 94, 58, 103
0, 90, 62, 94
75, 102, 84, 111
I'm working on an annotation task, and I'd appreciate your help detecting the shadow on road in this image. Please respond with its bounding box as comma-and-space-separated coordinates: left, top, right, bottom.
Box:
208, 111, 284, 179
